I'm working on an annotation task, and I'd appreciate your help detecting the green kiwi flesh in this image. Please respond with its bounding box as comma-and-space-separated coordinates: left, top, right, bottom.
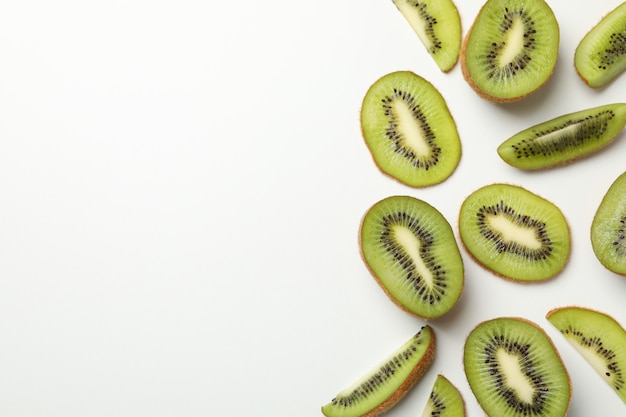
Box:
497, 103, 626, 170
392, 0, 462, 72
321, 326, 436, 417
591, 171, 626, 275
546, 306, 626, 403
360, 71, 461, 187
460, 0, 560, 102
575, 2, 626, 88
464, 317, 572, 417
360, 195, 464, 319
420, 374, 466, 417
458, 183, 570, 282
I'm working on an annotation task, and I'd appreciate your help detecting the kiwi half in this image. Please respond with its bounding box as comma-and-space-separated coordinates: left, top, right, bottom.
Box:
497, 103, 626, 170
464, 317, 572, 417
360, 71, 461, 187
392, 0, 462, 72
420, 374, 466, 417
359, 195, 464, 319
592, 171, 626, 275
575, 2, 626, 88
460, 0, 560, 102
458, 183, 570, 282
321, 326, 436, 417
546, 306, 626, 403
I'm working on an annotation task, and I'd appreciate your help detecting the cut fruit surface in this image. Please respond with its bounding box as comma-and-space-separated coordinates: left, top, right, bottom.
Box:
420, 374, 465, 417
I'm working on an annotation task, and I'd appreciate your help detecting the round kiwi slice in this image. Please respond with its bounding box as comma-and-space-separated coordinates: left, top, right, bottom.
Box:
546, 306, 626, 404
321, 326, 436, 417
359, 195, 464, 319
391, 0, 462, 72
575, 2, 626, 88
360, 71, 461, 187
464, 317, 572, 417
460, 0, 560, 102
420, 374, 466, 417
591, 171, 626, 275
458, 183, 570, 282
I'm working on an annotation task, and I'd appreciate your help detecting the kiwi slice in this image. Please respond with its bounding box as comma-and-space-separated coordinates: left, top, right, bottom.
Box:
464, 317, 572, 417
391, 0, 462, 72
360, 71, 461, 188
575, 2, 626, 88
321, 326, 436, 417
420, 374, 466, 417
546, 306, 626, 403
460, 0, 560, 102
359, 195, 464, 319
458, 183, 570, 282
497, 103, 626, 170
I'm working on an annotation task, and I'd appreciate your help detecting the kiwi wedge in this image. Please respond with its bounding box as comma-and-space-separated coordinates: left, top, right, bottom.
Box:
321, 326, 436, 417
420, 374, 466, 417
464, 317, 572, 417
546, 306, 626, 403
458, 183, 570, 282
360, 71, 461, 187
359, 195, 464, 319
391, 0, 462, 72
591, 171, 626, 275
575, 2, 626, 88
460, 0, 560, 102
497, 103, 626, 170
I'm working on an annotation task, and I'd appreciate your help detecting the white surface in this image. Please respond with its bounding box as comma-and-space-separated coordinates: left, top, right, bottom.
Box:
0, 1, 625, 416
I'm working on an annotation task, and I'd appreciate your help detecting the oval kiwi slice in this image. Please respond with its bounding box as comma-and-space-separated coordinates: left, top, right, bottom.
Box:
420, 374, 466, 417
360, 71, 461, 187
464, 317, 572, 417
458, 183, 570, 282
359, 195, 464, 319
497, 103, 626, 170
546, 306, 626, 404
460, 0, 560, 102
321, 326, 436, 417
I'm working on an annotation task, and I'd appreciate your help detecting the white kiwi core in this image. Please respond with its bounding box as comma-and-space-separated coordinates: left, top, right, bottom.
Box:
486, 214, 542, 250
394, 1, 433, 51
498, 17, 525, 68
392, 98, 431, 157
392, 225, 434, 288
496, 348, 535, 404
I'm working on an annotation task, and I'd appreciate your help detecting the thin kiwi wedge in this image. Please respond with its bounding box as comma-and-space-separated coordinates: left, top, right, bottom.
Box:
359, 195, 464, 319
391, 0, 462, 72
547, 306, 626, 403
575, 2, 626, 88
460, 0, 560, 102
591, 171, 626, 275
458, 183, 570, 282
321, 326, 436, 417
360, 71, 461, 188
464, 317, 572, 417
497, 103, 626, 170
420, 374, 466, 417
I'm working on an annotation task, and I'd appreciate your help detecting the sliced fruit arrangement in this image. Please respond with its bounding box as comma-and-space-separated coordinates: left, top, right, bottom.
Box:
497, 103, 626, 170
458, 183, 570, 282
360, 70, 461, 188
460, 0, 560, 102
391, 0, 462, 72
546, 306, 626, 403
464, 317, 572, 417
575, 2, 626, 88
359, 195, 464, 319
420, 374, 466, 417
321, 326, 436, 417
591, 171, 626, 275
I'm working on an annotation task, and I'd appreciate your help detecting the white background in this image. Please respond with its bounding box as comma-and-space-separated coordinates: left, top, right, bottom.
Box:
0, 1, 625, 416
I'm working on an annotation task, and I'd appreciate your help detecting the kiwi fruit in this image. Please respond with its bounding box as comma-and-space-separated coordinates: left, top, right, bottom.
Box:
497, 103, 626, 170
391, 0, 462, 72
460, 0, 560, 102
592, 171, 626, 275
321, 326, 436, 417
359, 195, 464, 319
360, 70, 461, 187
458, 183, 570, 282
546, 306, 626, 403
464, 317, 572, 417
420, 374, 466, 417
575, 2, 626, 88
